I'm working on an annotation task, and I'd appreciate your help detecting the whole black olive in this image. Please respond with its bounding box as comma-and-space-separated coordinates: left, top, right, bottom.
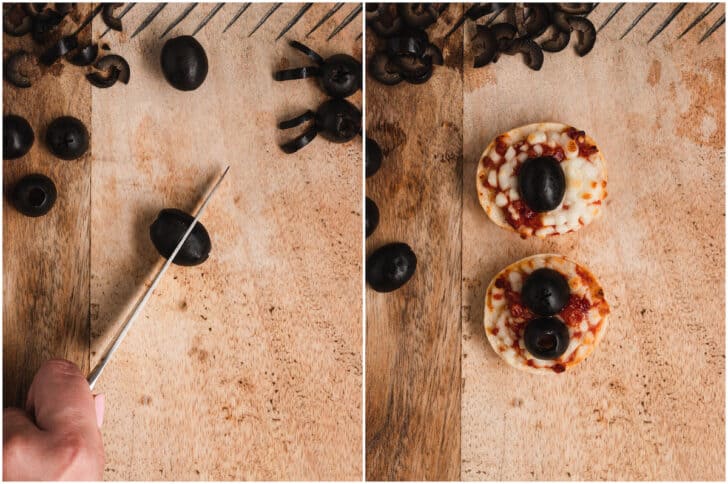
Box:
366, 197, 379, 238
149, 208, 211, 266
366, 242, 416, 292
160, 35, 208, 91
45, 116, 89, 160
521, 268, 570, 316
11, 174, 57, 217
523, 316, 570, 360
4, 114, 35, 160
315, 99, 361, 143
319, 54, 362, 99
517, 156, 565, 212
366, 137, 382, 177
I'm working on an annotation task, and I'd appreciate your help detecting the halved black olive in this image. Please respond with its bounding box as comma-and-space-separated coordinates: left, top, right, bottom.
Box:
368, 11, 403, 37
369, 51, 402, 86
366, 242, 417, 293
94, 54, 130, 83
4, 114, 35, 160
316, 99, 361, 142
319, 54, 361, 98
398, 3, 437, 29
555, 3, 593, 15
5, 50, 39, 88
3, 4, 32, 36
86, 66, 120, 88
102, 3, 123, 31
568, 16, 596, 56
45, 115, 89, 160
366, 137, 382, 177
422, 43, 443, 65
11, 174, 57, 217
472, 25, 497, 68
365, 197, 379, 238
503, 38, 543, 71
518, 156, 565, 212
160, 35, 208, 91
149, 208, 211, 266
541, 27, 571, 52
366, 3, 387, 21
39, 35, 77, 65
522, 268, 570, 316
523, 317, 570, 360
67, 43, 98, 66
31, 8, 64, 43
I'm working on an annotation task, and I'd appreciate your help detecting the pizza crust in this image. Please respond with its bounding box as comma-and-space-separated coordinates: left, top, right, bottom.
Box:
484, 254, 610, 374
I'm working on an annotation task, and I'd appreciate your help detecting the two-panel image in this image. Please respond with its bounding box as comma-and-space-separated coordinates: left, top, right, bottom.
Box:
2, 2, 725, 481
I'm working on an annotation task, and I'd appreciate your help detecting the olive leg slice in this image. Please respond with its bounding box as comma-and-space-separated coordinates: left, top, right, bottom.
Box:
541, 27, 570, 52
86, 66, 121, 88
288, 40, 324, 65
278, 110, 315, 130
472, 25, 497, 68
102, 3, 123, 31
568, 16, 596, 56
67, 43, 99, 66
280, 126, 318, 154
422, 43, 443, 66
5, 50, 35, 88
273, 66, 322, 81
368, 51, 402, 86
94, 54, 130, 84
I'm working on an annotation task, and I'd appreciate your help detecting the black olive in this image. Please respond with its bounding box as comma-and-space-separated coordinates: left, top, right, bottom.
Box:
67, 43, 99, 66
160, 35, 208, 91
45, 116, 89, 160
102, 3, 123, 31
5, 50, 36, 88
386, 29, 429, 58
3, 4, 32, 37
541, 27, 571, 53
39, 35, 78, 66
368, 51, 402, 86
517, 156, 565, 212
94, 54, 130, 84
502, 38, 544, 71
11, 174, 57, 217
397, 3, 437, 29
149, 208, 211, 266
365, 197, 379, 238
4, 114, 35, 160
422, 43, 443, 65
523, 317, 570, 360
319, 54, 361, 99
315, 99, 361, 143
472, 25, 497, 68
366, 137, 382, 177
366, 242, 416, 293
568, 16, 596, 57
521, 268, 570, 316
366, 3, 387, 22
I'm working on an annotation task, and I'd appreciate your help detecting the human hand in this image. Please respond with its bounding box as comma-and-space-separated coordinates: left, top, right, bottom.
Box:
3, 359, 105, 480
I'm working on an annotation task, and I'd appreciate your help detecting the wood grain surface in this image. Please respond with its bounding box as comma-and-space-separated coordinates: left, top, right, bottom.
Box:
461, 2, 725, 480
4, 2, 363, 480
3, 4, 93, 408
365, 5, 464, 480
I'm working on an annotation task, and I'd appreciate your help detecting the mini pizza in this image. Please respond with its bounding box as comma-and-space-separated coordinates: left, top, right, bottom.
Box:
484, 254, 610, 374
476, 122, 607, 238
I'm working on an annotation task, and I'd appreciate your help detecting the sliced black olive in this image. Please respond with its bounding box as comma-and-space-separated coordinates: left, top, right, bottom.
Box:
319, 54, 361, 98
3, 4, 32, 36
278, 110, 314, 130
160, 35, 208, 91
368, 12, 403, 37
550, 8, 572, 33
11, 174, 57, 217
366, 137, 382, 177
522, 268, 570, 316
366, 3, 387, 21
273, 66, 322, 81
422, 43, 443, 66
518, 156, 565, 212
39, 35, 77, 65
67, 43, 98, 66
568, 16, 596, 56
523, 4, 550, 38
31, 8, 64, 43
365, 197, 379, 238
149, 208, 212, 266
541, 27, 571, 52
4, 114, 35, 160
86, 66, 120, 88
288, 40, 324, 65
45, 115, 89, 160
472, 25, 497, 68
316, 99, 361, 143
555, 3, 593, 15
491, 22, 517, 51
398, 3, 436, 29
94, 54, 130, 84
102, 2, 123, 31
280, 126, 317, 154
402, 63, 433, 84
393, 52, 432, 80
523, 317, 570, 360
369, 51, 402, 86
385, 29, 429, 58
503, 38, 543, 71
5, 50, 39, 88
366, 242, 417, 293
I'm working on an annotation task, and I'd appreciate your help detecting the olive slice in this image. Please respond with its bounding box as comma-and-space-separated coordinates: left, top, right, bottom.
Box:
385, 29, 429, 58
472, 25, 497, 68
366, 242, 417, 293
160, 36, 208, 91
503, 38, 543, 71
523, 4, 551, 38
39, 35, 78, 65
11, 174, 57, 217
278, 110, 315, 130
369, 51, 402, 86
365, 197, 379, 238
517, 156, 565, 212
402, 63, 433, 84
4, 114, 35, 160
45, 115, 89, 160
31, 8, 64, 43
523, 317, 570, 360
280, 126, 318, 154
555, 3, 593, 15
398, 3, 436, 29
422, 43, 443, 66
366, 137, 382, 177
5, 50, 39, 88
94, 54, 130, 84
319, 54, 361, 98
541, 27, 570, 52
273, 66, 322, 81
86, 66, 120, 88
366, 3, 387, 21
568, 16, 596, 56
102, 3, 123, 31
149, 208, 212, 266
67, 43, 98, 66
550, 8, 572, 33
3, 4, 32, 36
522, 268, 570, 316
393, 52, 432, 79
491, 22, 517, 51
288, 40, 324, 65
316, 99, 361, 143
368, 12, 403, 37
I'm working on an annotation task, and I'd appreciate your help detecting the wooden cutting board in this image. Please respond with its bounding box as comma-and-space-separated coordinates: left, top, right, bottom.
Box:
367, 2, 725, 480
4, 3, 362, 480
